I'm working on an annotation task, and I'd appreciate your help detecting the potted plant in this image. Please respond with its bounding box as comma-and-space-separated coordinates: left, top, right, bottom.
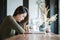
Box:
39, 1, 57, 33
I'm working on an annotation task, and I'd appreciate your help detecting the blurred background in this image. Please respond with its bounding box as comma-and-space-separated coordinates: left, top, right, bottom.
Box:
0, 0, 59, 34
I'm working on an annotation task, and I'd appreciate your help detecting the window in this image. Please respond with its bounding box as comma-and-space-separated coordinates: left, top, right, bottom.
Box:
29, 0, 45, 33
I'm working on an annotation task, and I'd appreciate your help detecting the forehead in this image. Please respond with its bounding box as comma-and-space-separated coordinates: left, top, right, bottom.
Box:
18, 13, 27, 15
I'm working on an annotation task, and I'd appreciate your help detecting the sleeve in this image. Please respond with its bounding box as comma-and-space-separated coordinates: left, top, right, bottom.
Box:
7, 16, 25, 34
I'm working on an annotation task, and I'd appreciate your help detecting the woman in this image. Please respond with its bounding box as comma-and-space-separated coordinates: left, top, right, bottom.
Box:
13, 6, 29, 33
0, 6, 29, 40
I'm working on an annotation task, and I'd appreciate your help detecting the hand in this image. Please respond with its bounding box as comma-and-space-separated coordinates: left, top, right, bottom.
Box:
24, 27, 29, 33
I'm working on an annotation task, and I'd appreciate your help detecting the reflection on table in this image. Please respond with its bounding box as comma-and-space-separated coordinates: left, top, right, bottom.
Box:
5, 33, 60, 40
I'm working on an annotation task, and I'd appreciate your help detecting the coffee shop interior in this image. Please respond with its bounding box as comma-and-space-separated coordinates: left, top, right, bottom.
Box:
0, 0, 60, 40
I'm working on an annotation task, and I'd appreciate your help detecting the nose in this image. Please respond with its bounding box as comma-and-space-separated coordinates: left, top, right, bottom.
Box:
22, 17, 24, 20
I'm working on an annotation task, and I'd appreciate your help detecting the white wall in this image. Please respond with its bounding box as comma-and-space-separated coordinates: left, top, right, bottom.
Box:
29, 0, 38, 18
7, 0, 23, 16
29, 0, 38, 24
29, 0, 44, 25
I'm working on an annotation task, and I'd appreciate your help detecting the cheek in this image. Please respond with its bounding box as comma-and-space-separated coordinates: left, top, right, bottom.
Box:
19, 16, 24, 20
21, 17, 24, 20
17, 16, 21, 21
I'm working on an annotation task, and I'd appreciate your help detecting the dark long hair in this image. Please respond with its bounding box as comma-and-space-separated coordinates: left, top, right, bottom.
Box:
13, 6, 29, 28
13, 6, 28, 16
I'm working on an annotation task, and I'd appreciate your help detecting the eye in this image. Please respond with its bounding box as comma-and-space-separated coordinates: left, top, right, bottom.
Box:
23, 14, 26, 17
23, 15, 25, 18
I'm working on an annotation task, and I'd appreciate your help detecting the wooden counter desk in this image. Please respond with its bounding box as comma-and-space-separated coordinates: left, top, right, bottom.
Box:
5, 33, 60, 40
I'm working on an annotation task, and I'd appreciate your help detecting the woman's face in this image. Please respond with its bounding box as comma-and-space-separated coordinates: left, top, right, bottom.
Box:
16, 13, 27, 22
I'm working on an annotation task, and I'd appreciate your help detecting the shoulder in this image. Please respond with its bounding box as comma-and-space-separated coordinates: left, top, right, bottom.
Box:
4, 15, 12, 19
1, 15, 14, 23
5, 15, 12, 19
0, 15, 13, 28
6, 15, 17, 24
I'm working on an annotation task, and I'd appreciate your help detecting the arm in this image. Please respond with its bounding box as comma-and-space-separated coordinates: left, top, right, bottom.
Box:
8, 16, 25, 34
